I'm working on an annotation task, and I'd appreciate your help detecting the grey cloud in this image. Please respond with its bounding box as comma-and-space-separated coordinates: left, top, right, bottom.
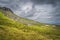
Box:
31, 0, 60, 6
0, 0, 31, 10
31, 0, 60, 4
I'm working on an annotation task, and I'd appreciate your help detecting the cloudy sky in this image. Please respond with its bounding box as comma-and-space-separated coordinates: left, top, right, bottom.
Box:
0, 0, 60, 25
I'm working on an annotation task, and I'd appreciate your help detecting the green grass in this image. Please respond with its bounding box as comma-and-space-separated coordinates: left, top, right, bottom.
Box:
0, 10, 60, 40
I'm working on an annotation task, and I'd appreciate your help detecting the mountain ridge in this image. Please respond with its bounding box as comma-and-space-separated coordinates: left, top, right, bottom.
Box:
0, 7, 46, 26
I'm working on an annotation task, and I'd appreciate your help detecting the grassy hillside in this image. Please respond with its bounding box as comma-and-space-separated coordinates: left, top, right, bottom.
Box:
0, 7, 60, 40
0, 7, 44, 26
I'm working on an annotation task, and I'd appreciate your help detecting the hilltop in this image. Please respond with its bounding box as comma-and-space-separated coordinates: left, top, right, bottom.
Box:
0, 7, 60, 40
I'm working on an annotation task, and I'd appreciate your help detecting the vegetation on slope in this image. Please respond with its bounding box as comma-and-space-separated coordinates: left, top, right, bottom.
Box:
0, 7, 60, 40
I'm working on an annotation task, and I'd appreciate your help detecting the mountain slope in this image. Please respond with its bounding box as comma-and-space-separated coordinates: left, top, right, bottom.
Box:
0, 7, 60, 40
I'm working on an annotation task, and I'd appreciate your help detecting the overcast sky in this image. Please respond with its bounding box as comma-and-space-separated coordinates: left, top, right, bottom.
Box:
0, 0, 60, 25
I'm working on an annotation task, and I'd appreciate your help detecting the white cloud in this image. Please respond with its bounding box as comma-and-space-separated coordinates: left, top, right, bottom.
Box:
28, 4, 55, 19
21, 2, 33, 13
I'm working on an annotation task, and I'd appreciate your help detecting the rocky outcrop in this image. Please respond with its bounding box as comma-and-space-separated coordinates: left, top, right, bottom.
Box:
0, 7, 13, 13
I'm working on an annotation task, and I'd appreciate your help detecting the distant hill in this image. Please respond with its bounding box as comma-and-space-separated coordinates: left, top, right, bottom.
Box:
0, 7, 60, 40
